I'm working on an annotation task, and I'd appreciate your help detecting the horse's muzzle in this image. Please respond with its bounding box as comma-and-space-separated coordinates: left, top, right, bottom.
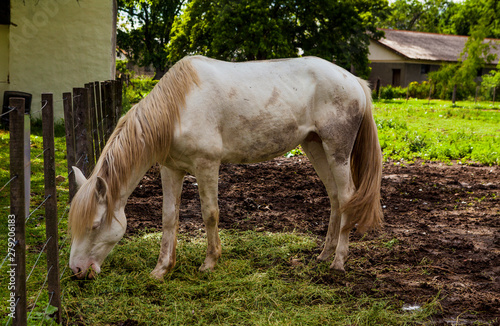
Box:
70, 263, 100, 279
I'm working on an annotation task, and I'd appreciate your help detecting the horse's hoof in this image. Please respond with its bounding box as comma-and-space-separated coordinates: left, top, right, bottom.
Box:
316, 253, 331, 262
150, 269, 166, 281
199, 264, 214, 272
330, 262, 346, 274
199, 259, 218, 272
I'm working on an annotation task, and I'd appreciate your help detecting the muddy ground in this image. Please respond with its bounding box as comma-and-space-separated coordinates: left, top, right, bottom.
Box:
125, 157, 499, 324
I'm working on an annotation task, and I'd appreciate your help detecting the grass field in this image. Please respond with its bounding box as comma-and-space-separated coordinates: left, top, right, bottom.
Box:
0, 98, 498, 325
374, 99, 500, 165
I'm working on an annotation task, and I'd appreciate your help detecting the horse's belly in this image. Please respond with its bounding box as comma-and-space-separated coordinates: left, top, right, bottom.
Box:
219, 114, 309, 164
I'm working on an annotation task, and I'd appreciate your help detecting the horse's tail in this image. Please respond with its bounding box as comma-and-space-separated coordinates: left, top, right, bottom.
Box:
341, 78, 383, 233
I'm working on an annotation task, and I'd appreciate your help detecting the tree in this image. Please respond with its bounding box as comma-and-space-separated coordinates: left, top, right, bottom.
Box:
429, 21, 497, 103
381, 0, 456, 33
443, 0, 500, 38
481, 62, 500, 101
167, 0, 388, 78
382, 0, 500, 38
117, 0, 186, 79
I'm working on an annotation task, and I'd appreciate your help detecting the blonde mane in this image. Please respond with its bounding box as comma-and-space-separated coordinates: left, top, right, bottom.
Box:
69, 57, 201, 239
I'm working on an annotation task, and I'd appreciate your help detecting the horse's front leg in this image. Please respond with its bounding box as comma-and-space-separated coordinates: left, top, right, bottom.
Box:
195, 160, 222, 271
151, 166, 185, 280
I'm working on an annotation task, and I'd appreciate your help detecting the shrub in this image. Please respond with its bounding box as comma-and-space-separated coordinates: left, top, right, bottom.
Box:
377, 85, 407, 99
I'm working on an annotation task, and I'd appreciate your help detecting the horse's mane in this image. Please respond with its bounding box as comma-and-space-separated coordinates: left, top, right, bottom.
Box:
69, 57, 201, 239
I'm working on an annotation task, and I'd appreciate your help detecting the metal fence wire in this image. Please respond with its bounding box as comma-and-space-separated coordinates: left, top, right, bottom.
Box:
2, 79, 123, 325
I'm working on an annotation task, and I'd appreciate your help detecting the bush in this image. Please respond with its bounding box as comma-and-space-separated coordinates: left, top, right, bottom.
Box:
377, 85, 407, 99
122, 77, 159, 113
375, 81, 485, 101
408, 81, 431, 99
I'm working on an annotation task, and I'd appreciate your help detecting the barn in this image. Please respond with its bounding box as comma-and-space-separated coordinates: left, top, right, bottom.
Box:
0, 0, 117, 120
368, 29, 500, 88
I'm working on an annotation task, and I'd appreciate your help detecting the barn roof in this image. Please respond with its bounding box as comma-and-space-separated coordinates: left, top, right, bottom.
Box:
375, 29, 500, 64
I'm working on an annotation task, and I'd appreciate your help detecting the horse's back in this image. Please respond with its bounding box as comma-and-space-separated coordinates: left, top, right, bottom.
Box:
168, 56, 367, 165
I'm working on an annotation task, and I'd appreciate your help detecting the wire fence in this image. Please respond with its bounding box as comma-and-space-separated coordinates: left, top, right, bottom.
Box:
1, 78, 123, 325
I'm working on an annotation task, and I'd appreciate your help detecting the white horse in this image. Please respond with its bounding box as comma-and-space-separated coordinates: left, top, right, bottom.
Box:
68, 55, 382, 280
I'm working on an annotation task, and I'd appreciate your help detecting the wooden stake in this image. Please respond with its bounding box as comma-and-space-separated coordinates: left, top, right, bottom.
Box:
9, 97, 27, 326
63, 92, 77, 201
41, 93, 61, 324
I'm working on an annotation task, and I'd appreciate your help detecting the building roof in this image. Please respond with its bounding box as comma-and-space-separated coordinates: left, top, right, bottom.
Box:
375, 29, 500, 64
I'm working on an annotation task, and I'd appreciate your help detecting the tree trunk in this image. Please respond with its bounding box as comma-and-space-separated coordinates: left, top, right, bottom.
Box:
153, 67, 167, 80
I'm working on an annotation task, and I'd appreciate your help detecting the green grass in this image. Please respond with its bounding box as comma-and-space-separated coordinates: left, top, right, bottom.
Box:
0, 125, 71, 325
373, 99, 500, 165
1, 98, 499, 324
59, 230, 438, 325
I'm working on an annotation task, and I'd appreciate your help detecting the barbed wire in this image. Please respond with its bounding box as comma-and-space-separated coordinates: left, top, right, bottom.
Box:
25, 195, 51, 223
58, 206, 70, 225
0, 106, 16, 118
0, 251, 10, 270
30, 100, 49, 116
42, 291, 55, 321
4, 297, 19, 326
26, 236, 52, 282
59, 234, 70, 252
27, 264, 53, 321
59, 265, 68, 282
0, 175, 17, 194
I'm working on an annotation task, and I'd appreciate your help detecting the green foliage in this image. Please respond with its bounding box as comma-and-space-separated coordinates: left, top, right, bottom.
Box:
482, 62, 500, 89
117, 0, 185, 79
116, 59, 132, 77
167, 0, 388, 78
382, 0, 500, 38
442, 0, 500, 38
122, 77, 159, 113
429, 20, 497, 103
376, 85, 408, 100
381, 0, 456, 33
407, 81, 432, 99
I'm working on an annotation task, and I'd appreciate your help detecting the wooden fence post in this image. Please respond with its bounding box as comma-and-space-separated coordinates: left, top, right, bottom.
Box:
73, 88, 93, 177
41, 93, 61, 324
94, 81, 104, 157
85, 87, 95, 173
86, 83, 99, 167
115, 79, 123, 121
9, 97, 28, 326
103, 81, 115, 141
108, 81, 117, 127
63, 92, 77, 201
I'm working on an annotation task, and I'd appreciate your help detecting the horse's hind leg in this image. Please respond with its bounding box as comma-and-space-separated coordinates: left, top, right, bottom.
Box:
195, 160, 222, 272
151, 165, 185, 280
321, 141, 357, 272
301, 135, 341, 261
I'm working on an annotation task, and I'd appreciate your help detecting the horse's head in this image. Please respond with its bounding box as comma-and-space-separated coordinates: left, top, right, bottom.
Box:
68, 167, 127, 279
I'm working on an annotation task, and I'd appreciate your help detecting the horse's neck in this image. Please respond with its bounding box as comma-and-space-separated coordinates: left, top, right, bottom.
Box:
118, 163, 153, 207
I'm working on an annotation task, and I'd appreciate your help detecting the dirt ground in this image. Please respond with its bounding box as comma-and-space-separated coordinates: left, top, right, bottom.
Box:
125, 157, 499, 324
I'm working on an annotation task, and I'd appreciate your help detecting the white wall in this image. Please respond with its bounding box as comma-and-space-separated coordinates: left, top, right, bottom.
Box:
4, 0, 116, 120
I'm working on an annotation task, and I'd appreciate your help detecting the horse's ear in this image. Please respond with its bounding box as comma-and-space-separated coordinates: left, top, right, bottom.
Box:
95, 176, 108, 203
72, 166, 87, 189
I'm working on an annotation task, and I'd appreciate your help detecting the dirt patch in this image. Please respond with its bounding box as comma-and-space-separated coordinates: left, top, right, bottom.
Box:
125, 157, 500, 324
